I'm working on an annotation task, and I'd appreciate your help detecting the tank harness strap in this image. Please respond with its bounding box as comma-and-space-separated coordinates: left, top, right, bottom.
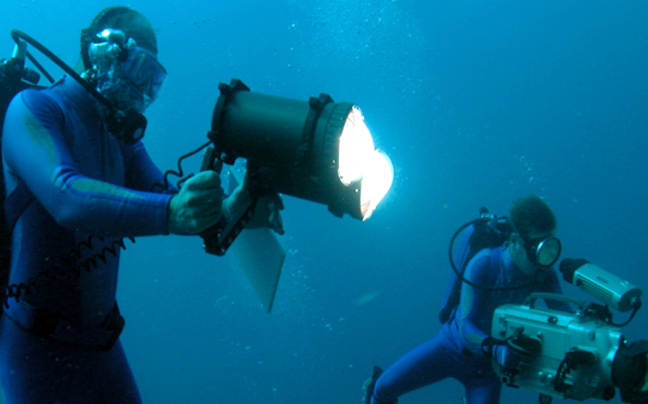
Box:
3, 300, 125, 351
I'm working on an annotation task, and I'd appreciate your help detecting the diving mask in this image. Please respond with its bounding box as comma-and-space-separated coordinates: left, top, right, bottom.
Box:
523, 235, 561, 267
89, 29, 167, 107
120, 46, 167, 104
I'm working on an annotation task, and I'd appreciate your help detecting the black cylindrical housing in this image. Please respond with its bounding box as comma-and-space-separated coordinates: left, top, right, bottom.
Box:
209, 79, 364, 220
213, 86, 312, 164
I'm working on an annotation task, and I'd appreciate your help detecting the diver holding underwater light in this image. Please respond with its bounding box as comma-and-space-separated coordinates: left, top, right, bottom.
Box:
0, 7, 283, 403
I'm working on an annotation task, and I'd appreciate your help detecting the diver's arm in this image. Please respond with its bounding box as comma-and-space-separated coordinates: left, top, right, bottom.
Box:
456, 252, 495, 355
3, 90, 172, 238
123, 140, 177, 194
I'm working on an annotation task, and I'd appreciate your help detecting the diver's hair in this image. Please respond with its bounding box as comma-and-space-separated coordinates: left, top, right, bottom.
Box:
509, 194, 557, 241
80, 7, 157, 69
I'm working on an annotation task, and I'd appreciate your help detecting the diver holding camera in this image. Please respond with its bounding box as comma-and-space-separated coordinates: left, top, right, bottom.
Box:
364, 195, 571, 404
364, 195, 648, 404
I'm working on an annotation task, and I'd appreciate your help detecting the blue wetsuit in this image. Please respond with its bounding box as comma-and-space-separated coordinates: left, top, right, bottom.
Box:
0, 76, 173, 403
372, 245, 568, 404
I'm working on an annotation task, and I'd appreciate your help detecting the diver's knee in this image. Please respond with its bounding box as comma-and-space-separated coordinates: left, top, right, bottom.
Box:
373, 395, 398, 404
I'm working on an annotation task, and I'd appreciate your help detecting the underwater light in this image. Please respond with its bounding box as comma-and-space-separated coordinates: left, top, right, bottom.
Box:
199, 79, 394, 312
207, 79, 393, 221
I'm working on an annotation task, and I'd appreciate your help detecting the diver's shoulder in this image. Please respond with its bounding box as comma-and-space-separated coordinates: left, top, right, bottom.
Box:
466, 248, 499, 282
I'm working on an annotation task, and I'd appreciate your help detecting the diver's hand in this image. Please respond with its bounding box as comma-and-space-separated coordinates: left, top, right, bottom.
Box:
482, 336, 523, 371
222, 172, 285, 235
491, 344, 522, 371
167, 171, 224, 235
248, 193, 285, 235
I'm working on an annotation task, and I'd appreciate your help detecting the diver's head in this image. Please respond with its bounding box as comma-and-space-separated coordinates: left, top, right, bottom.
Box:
81, 7, 158, 67
80, 7, 166, 114
508, 194, 561, 275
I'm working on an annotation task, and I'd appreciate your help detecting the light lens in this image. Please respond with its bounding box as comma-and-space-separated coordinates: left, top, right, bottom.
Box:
338, 106, 375, 186
359, 150, 394, 220
337, 106, 393, 220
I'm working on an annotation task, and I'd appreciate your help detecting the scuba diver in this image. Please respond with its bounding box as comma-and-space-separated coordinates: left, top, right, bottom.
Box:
0, 7, 283, 404
363, 194, 570, 404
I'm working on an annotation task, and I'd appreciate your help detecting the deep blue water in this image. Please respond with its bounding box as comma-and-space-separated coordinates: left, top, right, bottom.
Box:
2, 1, 647, 403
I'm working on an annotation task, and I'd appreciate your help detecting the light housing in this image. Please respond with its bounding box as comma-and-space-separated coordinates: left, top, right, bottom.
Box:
208, 79, 393, 221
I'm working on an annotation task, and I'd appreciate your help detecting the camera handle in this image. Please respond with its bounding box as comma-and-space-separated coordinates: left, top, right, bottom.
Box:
526, 292, 617, 324
524, 293, 588, 311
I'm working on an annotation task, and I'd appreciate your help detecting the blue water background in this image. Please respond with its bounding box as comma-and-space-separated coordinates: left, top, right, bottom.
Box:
2, 1, 647, 403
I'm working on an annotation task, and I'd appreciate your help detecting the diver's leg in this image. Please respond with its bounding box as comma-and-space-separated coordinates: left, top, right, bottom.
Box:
461, 364, 501, 404
88, 340, 142, 404
371, 327, 458, 404
0, 314, 141, 404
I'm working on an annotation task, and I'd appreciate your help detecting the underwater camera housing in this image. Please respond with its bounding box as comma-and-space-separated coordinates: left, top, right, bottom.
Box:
491, 260, 648, 403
